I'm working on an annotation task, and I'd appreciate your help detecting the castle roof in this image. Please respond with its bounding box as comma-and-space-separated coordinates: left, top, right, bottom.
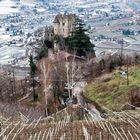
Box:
53, 14, 76, 24
53, 15, 60, 23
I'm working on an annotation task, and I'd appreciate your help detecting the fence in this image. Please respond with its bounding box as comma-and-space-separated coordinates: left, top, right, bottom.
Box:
0, 106, 140, 140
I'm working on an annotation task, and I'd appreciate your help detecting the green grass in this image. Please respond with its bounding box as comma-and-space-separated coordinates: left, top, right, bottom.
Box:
85, 65, 140, 111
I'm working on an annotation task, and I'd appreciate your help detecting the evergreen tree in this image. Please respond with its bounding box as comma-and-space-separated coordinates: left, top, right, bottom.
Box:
29, 55, 37, 75
29, 55, 37, 101
65, 18, 95, 56
38, 46, 48, 59
36, 39, 50, 60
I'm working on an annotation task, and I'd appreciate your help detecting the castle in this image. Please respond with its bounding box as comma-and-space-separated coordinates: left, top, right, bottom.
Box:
44, 13, 76, 54
53, 14, 76, 38
45, 13, 76, 41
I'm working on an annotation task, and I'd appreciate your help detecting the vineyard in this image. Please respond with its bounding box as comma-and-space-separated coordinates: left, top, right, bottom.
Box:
0, 105, 140, 140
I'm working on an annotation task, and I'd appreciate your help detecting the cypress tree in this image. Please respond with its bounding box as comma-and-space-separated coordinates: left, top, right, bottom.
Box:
29, 55, 37, 101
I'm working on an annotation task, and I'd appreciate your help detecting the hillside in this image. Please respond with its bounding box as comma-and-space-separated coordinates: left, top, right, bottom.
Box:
85, 65, 140, 111
0, 105, 140, 140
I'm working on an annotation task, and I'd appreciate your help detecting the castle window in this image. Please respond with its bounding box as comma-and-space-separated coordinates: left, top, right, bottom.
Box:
63, 23, 65, 26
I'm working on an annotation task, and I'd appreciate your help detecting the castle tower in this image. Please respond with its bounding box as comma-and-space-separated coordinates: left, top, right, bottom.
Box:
53, 14, 76, 38
45, 26, 54, 41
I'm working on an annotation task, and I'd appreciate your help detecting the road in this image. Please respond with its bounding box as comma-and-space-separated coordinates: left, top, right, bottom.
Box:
73, 81, 102, 120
